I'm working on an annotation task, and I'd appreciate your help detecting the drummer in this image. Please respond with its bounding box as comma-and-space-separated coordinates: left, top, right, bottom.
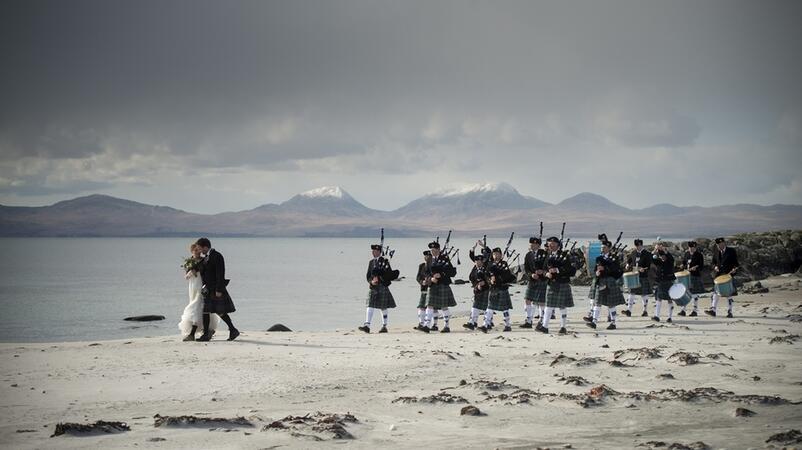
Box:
651, 242, 677, 323
679, 241, 704, 317
624, 238, 653, 317
706, 237, 739, 318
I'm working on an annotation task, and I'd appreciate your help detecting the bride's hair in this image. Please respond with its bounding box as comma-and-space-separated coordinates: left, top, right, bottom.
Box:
189, 243, 200, 252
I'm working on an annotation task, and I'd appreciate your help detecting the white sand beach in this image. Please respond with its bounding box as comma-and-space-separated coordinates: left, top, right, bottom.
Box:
1, 279, 801, 449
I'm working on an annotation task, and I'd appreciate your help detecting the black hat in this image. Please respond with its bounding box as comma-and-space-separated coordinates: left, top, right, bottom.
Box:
474, 253, 486, 261
634, 238, 643, 246
423, 250, 431, 256
529, 236, 542, 244
687, 241, 697, 248
597, 233, 608, 241
715, 237, 725, 244
492, 247, 503, 254
546, 236, 560, 244
602, 240, 612, 248
370, 244, 382, 251
428, 241, 440, 249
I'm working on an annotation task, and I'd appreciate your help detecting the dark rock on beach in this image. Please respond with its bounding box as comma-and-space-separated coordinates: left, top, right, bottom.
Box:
267, 324, 293, 332
460, 405, 483, 416
153, 414, 252, 428
123, 315, 165, 322
51, 421, 130, 437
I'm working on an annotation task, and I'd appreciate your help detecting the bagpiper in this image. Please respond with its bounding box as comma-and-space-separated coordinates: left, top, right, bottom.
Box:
418, 241, 457, 333
678, 241, 704, 316
536, 236, 576, 335
478, 247, 516, 333
464, 250, 491, 330
415, 250, 433, 328
651, 242, 676, 323
706, 237, 739, 318
359, 243, 397, 333
623, 239, 652, 317
585, 240, 625, 330
521, 236, 548, 328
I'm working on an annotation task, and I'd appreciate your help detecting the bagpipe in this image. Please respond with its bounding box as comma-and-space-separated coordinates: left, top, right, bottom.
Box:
547, 223, 578, 269
374, 228, 400, 284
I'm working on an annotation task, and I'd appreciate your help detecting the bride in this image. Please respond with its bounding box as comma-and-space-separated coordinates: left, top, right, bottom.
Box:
179, 243, 217, 341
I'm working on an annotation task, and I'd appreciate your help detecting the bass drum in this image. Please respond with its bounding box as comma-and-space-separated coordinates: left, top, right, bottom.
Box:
586, 241, 603, 274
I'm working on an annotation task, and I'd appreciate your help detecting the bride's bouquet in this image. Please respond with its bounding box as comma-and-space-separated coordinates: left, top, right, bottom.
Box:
181, 257, 202, 273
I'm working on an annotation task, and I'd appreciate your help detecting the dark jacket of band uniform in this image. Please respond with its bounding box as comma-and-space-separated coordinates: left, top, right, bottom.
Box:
524, 249, 547, 283
683, 251, 705, 277
469, 265, 490, 294
595, 254, 623, 280
546, 252, 576, 284
416, 262, 430, 292
488, 260, 516, 289
367, 257, 395, 287
629, 249, 652, 279
430, 255, 457, 285
652, 252, 676, 282
712, 247, 739, 275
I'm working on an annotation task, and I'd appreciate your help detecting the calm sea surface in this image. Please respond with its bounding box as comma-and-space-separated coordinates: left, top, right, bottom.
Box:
0, 236, 668, 343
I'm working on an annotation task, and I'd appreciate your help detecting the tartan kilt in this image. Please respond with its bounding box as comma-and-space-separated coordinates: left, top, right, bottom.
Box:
203, 289, 236, 314
524, 281, 547, 304
367, 284, 397, 309
595, 277, 626, 307
426, 283, 457, 309
488, 288, 513, 311
628, 276, 652, 296
472, 290, 490, 310
546, 282, 574, 308
416, 291, 428, 309
655, 280, 673, 301
588, 278, 597, 300
689, 276, 706, 294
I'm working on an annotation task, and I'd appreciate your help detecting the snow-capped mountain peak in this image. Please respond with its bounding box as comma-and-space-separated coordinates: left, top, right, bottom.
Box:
433, 182, 518, 198
299, 186, 346, 199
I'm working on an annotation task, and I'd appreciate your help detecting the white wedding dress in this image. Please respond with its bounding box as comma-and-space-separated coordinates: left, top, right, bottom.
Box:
178, 271, 218, 336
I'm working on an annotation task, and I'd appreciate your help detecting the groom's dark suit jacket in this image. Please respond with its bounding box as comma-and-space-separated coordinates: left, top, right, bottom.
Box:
201, 248, 227, 295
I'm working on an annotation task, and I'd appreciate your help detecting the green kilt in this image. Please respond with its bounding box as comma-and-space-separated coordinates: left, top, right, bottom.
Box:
588, 277, 597, 300
367, 284, 397, 309
546, 282, 574, 308
628, 276, 652, 296
689, 276, 705, 295
488, 288, 513, 311
655, 280, 673, 301
416, 291, 428, 309
595, 277, 626, 307
524, 280, 547, 304
472, 290, 490, 310
427, 283, 457, 309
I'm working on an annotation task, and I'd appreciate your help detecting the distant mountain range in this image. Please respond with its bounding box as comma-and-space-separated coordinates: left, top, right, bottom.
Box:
2, 183, 801, 237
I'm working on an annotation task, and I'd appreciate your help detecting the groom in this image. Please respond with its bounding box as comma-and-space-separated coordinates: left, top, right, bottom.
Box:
196, 238, 240, 341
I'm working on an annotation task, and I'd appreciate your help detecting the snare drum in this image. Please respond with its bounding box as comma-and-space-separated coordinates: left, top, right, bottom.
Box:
674, 270, 691, 289
668, 283, 692, 307
714, 274, 735, 297
623, 271, 641, 290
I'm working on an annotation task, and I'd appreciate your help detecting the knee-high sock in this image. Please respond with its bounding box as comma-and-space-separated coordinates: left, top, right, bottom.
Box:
433, 310, 439, 327
202, 313, 211, 333
654, 300, 662, 317
627, 294, 635, 310
592, 305, 601, 323
538, 305, 545, 318
711, 293, 719, 311
525, 303, 533, 323
364, 307, 374, 325
381, 309, 388, 326
219, 313, 235, 330
417, 308, 425, 325
609, 308, 617, 324
470, 307, 480, 324
442, 308, 451, 327
424, 307, 434, 327
483, 308, 493, 327
560, 308, 568, 328
727, 298, 734, 313
692, 296, 699, 311
588, 298, 594, 315
503, 310, 511, 327
642, 295, 649, 308
667, 302, 674, 319
543, 306, 555, 329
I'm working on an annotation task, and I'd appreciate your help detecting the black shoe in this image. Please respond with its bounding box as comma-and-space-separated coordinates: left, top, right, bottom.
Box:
478, 325, 488, 333
227, 329, 240, 341
379, 326, 388, 333
197, 332, 212, 342
690, 311, 698, 317
358, 325, 370, 333
704, 310, 716, 317
535, 323, 546, 333
652, 316, 660, 322
416, 325, 430, 333
666, 318, 672, 323
503, 326, 512, 332
519, 322, 533, 329
183, 334, 196, 342
415, 323, 423, 330
430, 325, 439, 332
558, 327, 567, 335
463, 322, 476, 330
583, 316, 593, 323
641, 311, 648, 317
586, 321, 597, 329
488, 323, 494, 330
678, 310, 686, 317
441, 326, 450, 333
623, 310, 632, 317
606, 323, 616, 330
551, 313, 556, 320
726, 312, 733, 318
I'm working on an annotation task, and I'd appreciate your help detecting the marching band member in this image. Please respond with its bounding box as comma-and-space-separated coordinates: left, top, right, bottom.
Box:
679, 241, 704, 316
521, 237, 548, 328
359, 244, 397, 333
415, 250, 432, 328
623, 239, 652, 317
706, 237, 739, 318
478, 247, 516, 333
586, 240, 625, 330
651, 242, 676, 323
536, 236, 576, 335
418, 241, 457, 333
464, 251, 491, 330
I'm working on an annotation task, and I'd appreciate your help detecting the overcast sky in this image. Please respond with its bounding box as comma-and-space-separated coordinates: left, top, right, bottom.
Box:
1, 0, 800, 213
